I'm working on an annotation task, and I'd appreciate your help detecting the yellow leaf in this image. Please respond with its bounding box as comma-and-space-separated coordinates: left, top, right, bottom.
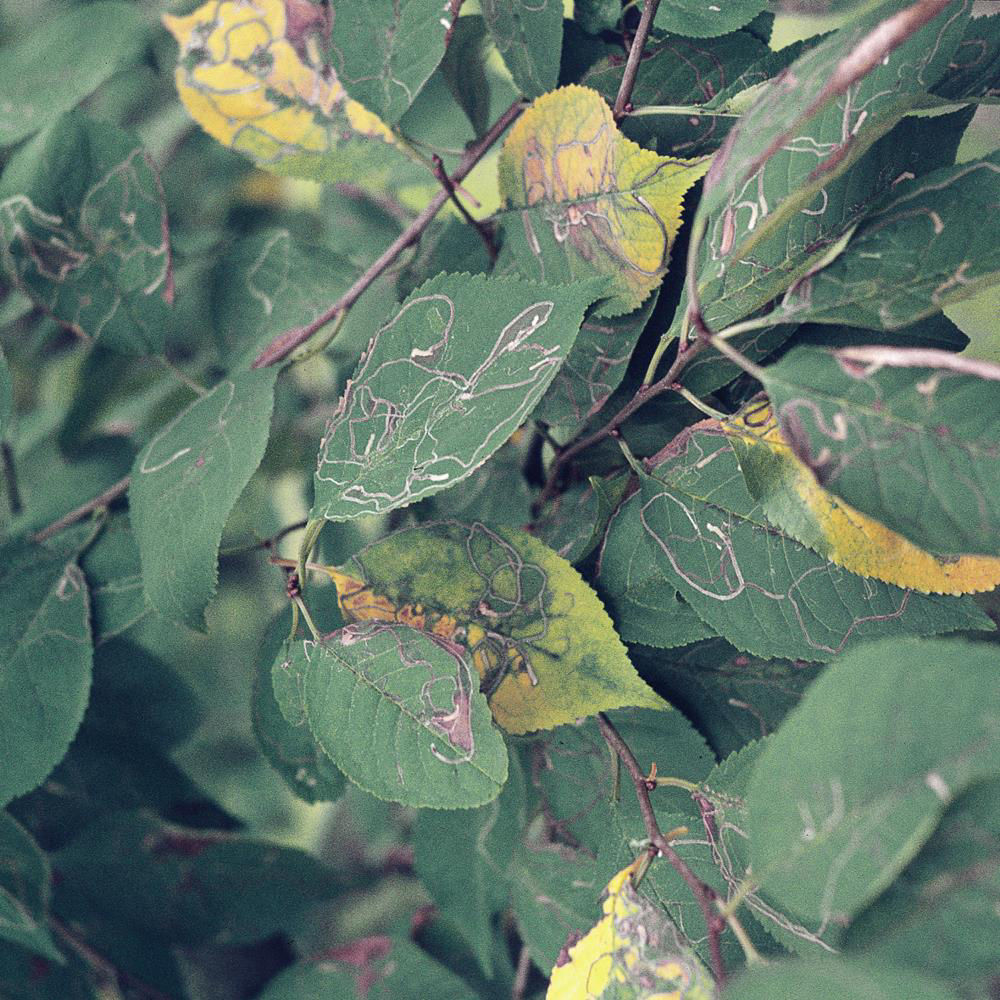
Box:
498, 85, 709, 316
726, 402, 1000, 595
547, 859, 715, 1000
163, 0, 405, 184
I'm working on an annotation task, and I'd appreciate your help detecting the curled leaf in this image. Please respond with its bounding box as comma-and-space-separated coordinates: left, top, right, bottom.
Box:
726, 401, 1000, 595
163, 0, 408, 183
499, 86, 708, 316
547, 859, 715, 999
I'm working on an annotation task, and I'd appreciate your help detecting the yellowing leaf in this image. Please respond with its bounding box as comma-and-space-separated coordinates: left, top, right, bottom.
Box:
547, 859, 715, 1000
726, 402, 1000, 596
498, 85, 709, 316
321, 520, 668, 735
163, 0, 407, 184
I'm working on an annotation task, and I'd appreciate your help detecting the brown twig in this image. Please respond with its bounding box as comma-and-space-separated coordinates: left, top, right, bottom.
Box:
443, 0, 466, 48
430, 152, 498, 262
219, 518, 309, 558
512, 944, 533, 1000
32, 474, 131, 543
613, 0, 661, 121
596, 712, 727, 985
250, 100, 526, 369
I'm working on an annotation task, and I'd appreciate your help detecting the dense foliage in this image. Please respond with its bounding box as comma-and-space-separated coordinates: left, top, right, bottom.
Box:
1, 1, 999, 998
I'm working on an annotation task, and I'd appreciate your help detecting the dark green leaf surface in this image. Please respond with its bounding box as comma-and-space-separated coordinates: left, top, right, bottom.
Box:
724, 958, 962, 1000
77, 515, 150, 644
481, 0, 563, 99
695, 1, 968, 270
129, 369, 278, 628
0, 812, 61, 961
440, 16, 493, 137
257, 937, 479, 1000
0, 943, 95, 1000
765, 153, 1000, 330
635, 640, 823, 759
0, 347, 11, 436
763, 345, 1000, 556
296, 623, 509, 808
749, 638, 1000, 933
312, 273, 603, 521
639, 420, 992, 659
844, 777, 1000, 987
534, 293, 658, 430
0, 3, 149, 146
596, 490, 715, 649
931, 11, 1000, 103
649, 0, 768, 38
327, 0, 447, 125
212, 230, 357, 367
0, 538, 92, 808
54, 811, 344, 946
0, 113, 173, 354
414, 754, 526, 975
254, 614, 346, 804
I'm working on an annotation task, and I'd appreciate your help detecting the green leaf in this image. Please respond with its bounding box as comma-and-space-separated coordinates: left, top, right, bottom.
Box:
634, 640, 823, 759
0, 113, 173, 355
480, 0, 563, 99
295, 622, 509, 808
0, 2, 149, 147
748, 637, 1000, 932
327, 1, 447, 125
77, 515, 150, 644
253, 612, 346, 804
534, 293, 659, 430
312, 273, 604, 522
498, 86, 707, 317
257, 937, 479, 1000
763, 153, 1000, 330
0, 538, 92, 808
535, 472, 630, 567
844, 777, 1000, 988
695, 1, 969, 270
129, 369, 278, 628
596, 490, 716, 649
684, 105, 976, 352
638, 420, 993, 660
0, 943, 95, 1000
327, 520, 668, 734
440, 16, 494, 138
53, 811, 345, 946
211, 230, 357, 367
510, 834, 602, 973
0, 812, 61, 962
724, 958, 962, 1000
580, 29, 768, 158
762, 345, 1000, 556
649, 0, 768, 38
931, 11, 1000, 103
414, 753, 526, 975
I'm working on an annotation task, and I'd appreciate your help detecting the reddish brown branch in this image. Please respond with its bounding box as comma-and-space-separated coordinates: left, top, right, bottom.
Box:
443, 0, 466, 49
613, 0, 661, 120
251, 100, 526, 370
596, 712, 727, 985
32, 474, 131, 543
430, 153, 498, 262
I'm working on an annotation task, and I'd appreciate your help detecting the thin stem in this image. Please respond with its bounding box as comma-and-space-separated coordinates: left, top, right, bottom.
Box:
613, 0, 661, 120
1, 441, 22, 515
290, 308, 346, 364
653, 776, 701, 793
294, 595, 322, 641
596, 712, 727, 985
219, 518, 308, 557
32, 474, 131, 543
251, 100, 526, 369
720, 906, 766, 966
430, 152, 498, 262
671, 384, 729, 420
628, 104, 740, 119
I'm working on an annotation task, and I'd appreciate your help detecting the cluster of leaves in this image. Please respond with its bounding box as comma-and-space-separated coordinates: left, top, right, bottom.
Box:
1, 1, 999, 999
